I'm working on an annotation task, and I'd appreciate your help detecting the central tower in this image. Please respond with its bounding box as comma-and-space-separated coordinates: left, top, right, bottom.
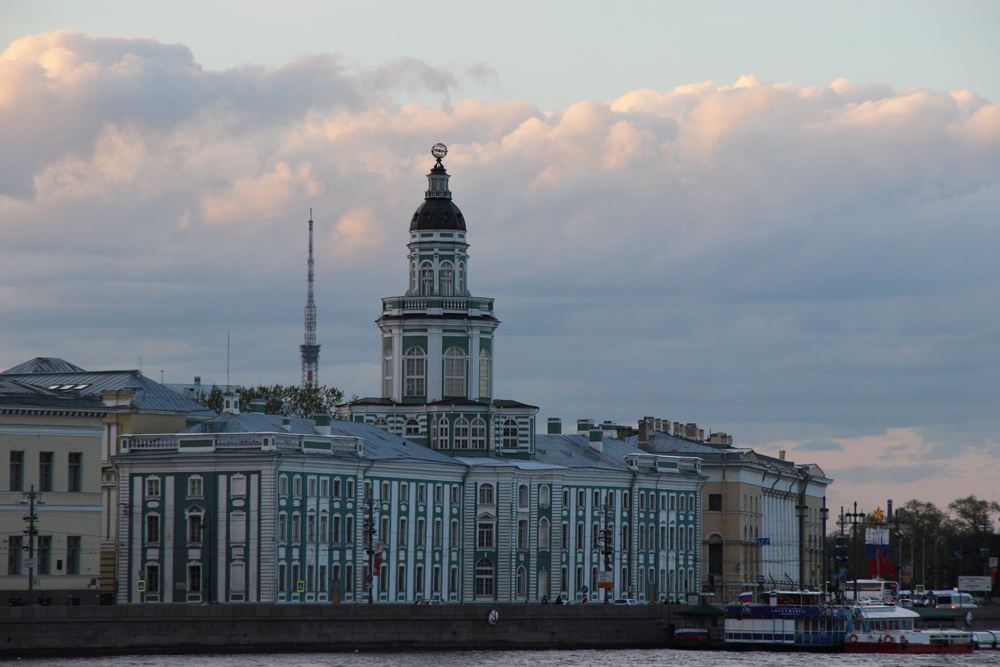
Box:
338, 144, 536, 458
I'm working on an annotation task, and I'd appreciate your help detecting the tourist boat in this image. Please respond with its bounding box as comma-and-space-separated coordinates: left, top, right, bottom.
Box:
843, 603, 974, 654
724, 590, 848, 651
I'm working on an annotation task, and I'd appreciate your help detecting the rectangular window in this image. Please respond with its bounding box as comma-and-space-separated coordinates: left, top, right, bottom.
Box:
279, 475, 288, 496
382, 481, 390, 499
307, 564, 315, 592
188, 514, 203, 543
332, 564, 341, 583
450, 519, 459, 547
7, 536, 23, 574
708, 494, 722, 511
345, 516, 354, 544
593, 490, 600, 507
9, 451, 24, 491
450, 485, 460, 504
478, 522, 494, 549
561, 523, 569, 549
345, 564, 353, 593
67, 453, 82, 492
39, 452, 54, 492
346, 479, 355, 498
416, 518, 425, 548
333, 478, 342, 498
578, 489, 585, 507
293, 477, 302, 497
188, 476, 203, 497
307, 514, 316, 542
279, 563, 287, 592
231, 475, 247, 497
517, 519, 528, 550
435, 485, 443, 504
400, 483, 409, 502
278, 513, 287, 541
418, 484, 427, 503
399, 517, 408, 547
450, 566, 458, 594
292, 514, 301, 542
319, 514, 328, 542
67, 536, 81, 575
333, 515, 341, 544
189, 564, 201, 592
319, 564, 327, 592
37, 536, 51, 574
292, 564, 300, 592
145, 515, 160, 544
145, 477, 160, 498
708, 543, 723, 574
145, 563, 159, 592
308, 477, 317, 497
320, 478, 329, 497
433, 519, 442, 548
575, 566, 583, 592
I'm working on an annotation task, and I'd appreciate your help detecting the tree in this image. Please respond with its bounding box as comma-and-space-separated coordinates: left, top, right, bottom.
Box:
239, 384, 345, 418
194, 385, 225, 414
947, 495, 1000, 536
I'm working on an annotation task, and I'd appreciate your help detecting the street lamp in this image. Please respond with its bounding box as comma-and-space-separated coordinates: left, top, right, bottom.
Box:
840, 502, 866, 602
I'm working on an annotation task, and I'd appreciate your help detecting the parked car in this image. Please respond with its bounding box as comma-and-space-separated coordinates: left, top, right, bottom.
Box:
927, 590, 978, 609
615, 598, 641, 605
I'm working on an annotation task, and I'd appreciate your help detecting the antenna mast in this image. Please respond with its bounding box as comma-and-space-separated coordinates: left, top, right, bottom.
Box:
300, 209, 320, 387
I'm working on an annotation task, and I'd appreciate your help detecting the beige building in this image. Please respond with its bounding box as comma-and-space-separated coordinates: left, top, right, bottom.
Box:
2, 358, 213, 603
1, 378, 109, 605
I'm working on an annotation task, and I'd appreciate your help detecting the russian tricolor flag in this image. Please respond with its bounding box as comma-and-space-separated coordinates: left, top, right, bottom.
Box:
738, 591, 753, 603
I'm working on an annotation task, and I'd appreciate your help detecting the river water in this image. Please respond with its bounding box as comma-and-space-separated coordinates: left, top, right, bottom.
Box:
13, 650, 1000, 667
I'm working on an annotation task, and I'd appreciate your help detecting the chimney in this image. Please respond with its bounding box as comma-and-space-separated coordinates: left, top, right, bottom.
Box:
314, 414, 331, 435
250, 400, 266, 414
601, 421, 617, 438
282, 416, 292, 432
588, 428, 603, 453
547, 418, 562, 435
673, 422, 682, 437
194, 376, 202, 387
685, 423, 697, 439
223, 391, 240, 414
698, 428, 705, 441
778, 449, 786, 461
637, 419, 650, 451
654, 418, 662, 432
576, 418, 594, 433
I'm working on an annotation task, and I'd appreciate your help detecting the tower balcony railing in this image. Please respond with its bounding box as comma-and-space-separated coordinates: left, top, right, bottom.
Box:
119, 432, 364, 456
381, 296, 495, 316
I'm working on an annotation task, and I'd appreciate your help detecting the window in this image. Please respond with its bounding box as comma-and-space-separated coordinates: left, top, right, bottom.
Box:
67, 453, 82, 492
593, 490, 600, 507
593, 523, 599, 546
561, 523, 568, 549
9, 451, 24, 491
443, 347, 467, 396
333, 478, 342, 498
333, 515, 341, 544
433, 519, 442, 547
308, 478, 317, 497
293, 476, 303, 497
470, 418, 486, 449
415, 564, 424, 594
37, 536, 51, 574
670, 495, 676, 510
475, 558, 494, 596
518, 484, 529, 508
420, 262, 434, 295
540, 486, 550, 509
405, 347, 426, 396
517, 519, 528, 550
502, 419, 518, 450
440, 261, 454, 296
417, 483, 427, 503
346, 478, 354, 498
639, 525, 646, 550
39, 452, 53, 492
458, 263, 466, 295
8, 536, 22, 574
381, 517, 389, 545
578, 489, 585, 507
399, 518, 408, 547
539, 517, 550, 550
145, 515, 160, 544
379, 564, 389, 593
478, 522, 494, 549
278, 513, 287, 541
433, 565, 441, 594
575, 566, 583, 593
320, 478, 329, 497
416, 518, 425, 548
319, 513, 328, 542
67, 536, 81, 575
400, 483, 409, 502
189, 564, 201, 593
145, 477, 160, 498
688, 526, 694, 552
381, 481, 391, 500
669, 526, 675, 550
451, 485, 460, 505
405, 419, 420, 436
409, 262, 416, 292
435, 418, 450, 449
478, 484, 494, 505
292, 514, 301, 542
679, 495, 686, 512
382, 345, 393, 397
188, 476, 203, 497
478, 349, 491, 398
576, 523, 584, 548
145, 563, 159, 593
345, 564, 353, 593
562, 489, 569, 506
708, 494, 722, 512
561, 566, 568, 593
188, 513, 203, 543
516, 566, 526, 598
232, 475, 247, 497
434, 484, 443, 504
708, 542, 723, 574
398, 564, 407, 593
450, 566, 458, 594
454, 418, 470, 449
639, 492, 646, 510
345, 515, 354, 544
279, 475, 288, 496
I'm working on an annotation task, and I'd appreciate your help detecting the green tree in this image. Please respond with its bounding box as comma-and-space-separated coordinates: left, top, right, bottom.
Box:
194, 385, 225, 414
946, 495, 1000, 536
239, 384, 344, 417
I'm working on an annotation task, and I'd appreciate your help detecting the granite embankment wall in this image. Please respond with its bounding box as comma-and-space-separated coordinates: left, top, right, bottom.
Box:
0, 603, 685, 658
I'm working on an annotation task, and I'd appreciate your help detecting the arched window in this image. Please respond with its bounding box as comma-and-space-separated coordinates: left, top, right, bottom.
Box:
470, 418, 487, 449
443, 347, 467, 396
516, 566, 527, 599
404, 347, 426, 396
458, 263, 466, 295
420, 262, 434, 296
435, 417, 450, 449
478, 348, 491, 398
478, 483, 494, 505
454, 417, 470, 449
439, 261, 454, 297
405, 419, 420, 436
502, 418, 518, 450
539, 485, 550, 509
373, 417, 388, 431
409, 262, 416, 293
475, 558, 494, 597
539, 517, 550, 550
518, 484, 529, 508
382, 345, 393, 397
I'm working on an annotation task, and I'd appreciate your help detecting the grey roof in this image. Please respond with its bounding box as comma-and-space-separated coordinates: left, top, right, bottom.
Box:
536, 434, 642, 473
2, 357, 86, 374
493, 399, 540, 410
1, 364, 214, 418
180, 413, 463, 466
0, 377, 107, 409
626, 432, 799, 469
409, 163, 466, 231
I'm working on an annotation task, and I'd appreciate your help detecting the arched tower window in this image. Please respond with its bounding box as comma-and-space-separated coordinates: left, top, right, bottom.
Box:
453, 417, 470, 449
470, 417, 487, 450
539, 517, 550, 550
443, 347, 467, 397
478, 483, 494, 505
458, 262, 466, 295
382, 345, 393, 397
435, 417, 450, 449
478, 348, 491, 399
420, 262, 434, 296
409, 262, 416, 293
439, 262, 454, 297
405, 419, 420, 437
404, 347, 426, 396
373, 418, 388, 431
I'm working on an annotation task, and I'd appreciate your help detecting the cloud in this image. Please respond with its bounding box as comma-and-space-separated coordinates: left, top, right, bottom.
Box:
2, 33, 999, 512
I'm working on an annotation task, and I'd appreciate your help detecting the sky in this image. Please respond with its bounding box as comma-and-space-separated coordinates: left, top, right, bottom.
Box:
1, 1, 999, 517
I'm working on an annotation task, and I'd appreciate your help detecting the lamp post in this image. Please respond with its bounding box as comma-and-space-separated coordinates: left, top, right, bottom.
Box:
841, 502, 866, 602
887, 500, 906, 592
820, 505, 829, 596
980, 508, 991, 579
20, 486, 44, 605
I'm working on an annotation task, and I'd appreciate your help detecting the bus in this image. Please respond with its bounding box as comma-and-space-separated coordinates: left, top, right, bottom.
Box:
844, 579, 897, 603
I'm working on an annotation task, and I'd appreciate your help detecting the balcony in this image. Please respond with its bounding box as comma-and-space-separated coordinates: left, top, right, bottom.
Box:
120, 432, 364, 456
380, 296, 495, 318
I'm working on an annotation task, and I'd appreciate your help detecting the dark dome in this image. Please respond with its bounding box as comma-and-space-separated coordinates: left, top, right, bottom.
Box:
410, 198, 466, 232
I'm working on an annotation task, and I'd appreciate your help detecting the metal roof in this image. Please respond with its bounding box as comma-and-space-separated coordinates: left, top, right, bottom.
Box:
2, 357, 86, 374
1, 367, 214, 417
0, 377, 107, 409
626, 432, 800, 469
536, 434, 639, 472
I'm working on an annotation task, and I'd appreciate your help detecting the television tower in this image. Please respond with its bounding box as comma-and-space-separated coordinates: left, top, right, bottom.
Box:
300, 209, 320, 387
